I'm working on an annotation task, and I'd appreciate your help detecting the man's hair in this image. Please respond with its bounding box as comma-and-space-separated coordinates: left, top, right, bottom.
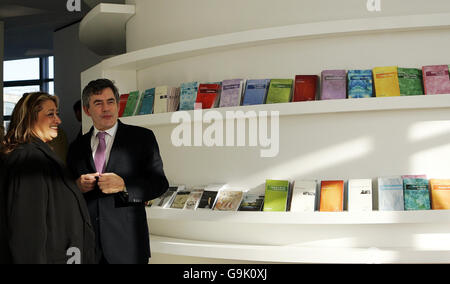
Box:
82, 78, 120, 108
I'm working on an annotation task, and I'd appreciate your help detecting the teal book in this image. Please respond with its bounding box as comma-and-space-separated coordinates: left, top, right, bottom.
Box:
402, 176, 431, 210
265, 79, 293, 104
138, 88, 155, 115
397, 68, 424, 96
263, 180, 290, 212
122, 91, 140, 117
347, 70, 373, 98
179, 82, 198, 111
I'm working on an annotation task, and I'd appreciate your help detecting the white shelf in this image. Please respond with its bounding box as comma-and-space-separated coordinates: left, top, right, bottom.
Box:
149, 235, 450, 264
79, 3, 135, 55
121, 94, 450, 128
98, 13, 450, 71
146, 207, 450, 225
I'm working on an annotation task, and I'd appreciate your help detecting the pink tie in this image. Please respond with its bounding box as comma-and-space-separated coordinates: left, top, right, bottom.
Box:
94, 132, 106, 173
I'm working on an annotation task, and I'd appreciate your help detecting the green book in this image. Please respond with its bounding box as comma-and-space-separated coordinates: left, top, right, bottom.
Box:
122, 90, 141, 117
265, 79, 293, 104
397, 68, 424, 96
263, 179, 290, 212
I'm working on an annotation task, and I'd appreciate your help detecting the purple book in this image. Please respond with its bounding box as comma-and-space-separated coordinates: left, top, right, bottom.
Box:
219, 79, 244, 107
320, 70, 347, 100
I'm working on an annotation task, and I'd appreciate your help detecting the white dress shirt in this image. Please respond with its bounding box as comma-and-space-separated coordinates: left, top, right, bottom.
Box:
90, 122, 118, 172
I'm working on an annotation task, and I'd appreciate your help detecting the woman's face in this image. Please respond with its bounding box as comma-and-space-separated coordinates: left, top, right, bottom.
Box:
33, 100, 61, 142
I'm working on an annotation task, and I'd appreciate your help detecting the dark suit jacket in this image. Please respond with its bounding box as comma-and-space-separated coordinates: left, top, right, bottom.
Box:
0, 138, 96, 264
67, 120, 169, 264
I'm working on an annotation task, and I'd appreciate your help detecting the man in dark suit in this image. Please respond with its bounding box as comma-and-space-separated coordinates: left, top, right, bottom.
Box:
67, 79, 169, 264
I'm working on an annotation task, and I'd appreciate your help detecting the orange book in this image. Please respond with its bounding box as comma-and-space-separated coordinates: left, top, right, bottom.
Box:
429, 179, 450, 209
319, 180, 344, 212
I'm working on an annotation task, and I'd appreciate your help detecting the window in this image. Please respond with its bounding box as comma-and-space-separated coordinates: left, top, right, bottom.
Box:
3, 56, 54, 130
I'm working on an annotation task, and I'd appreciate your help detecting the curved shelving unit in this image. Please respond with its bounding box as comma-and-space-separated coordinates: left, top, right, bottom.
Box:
79, 3, 135, 56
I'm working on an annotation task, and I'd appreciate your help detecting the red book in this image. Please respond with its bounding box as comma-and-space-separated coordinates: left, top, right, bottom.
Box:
293, 75, 318, 102
118, 93, 129, 117
195, 83, 221, 109
422, 65, 450, 95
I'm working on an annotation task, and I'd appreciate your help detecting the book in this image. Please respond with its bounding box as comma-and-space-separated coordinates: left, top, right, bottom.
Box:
263, 180, 290, 212
242, 79, 270, 105
265, 79, 293, 104
422, 65, 450, 95
219, 79, 244, 107
238, 193, 264, 211
402, 177, 431, 210
373, 66, 401, 97
320, 70, 346, 100
179, 82, 198, 111
347, 179, 372, 212
118, 93, 129, 117
170, 191, 191, 209
153, 86, 169, 114
293, 75, 318, 102
397, 67, 424, 96
429, 179, 450, 209
153, 185, 184, 208
195, 83, 221, 109
197, 190, 218, 209
377, 176, 404, 211
289, 180, 317, 212
212, 190, 244, 211
319, 180, 344, 212
138, 88, 155, 115
167, 87, 180, 112
347, 70, 373, 99
183, 190, 204, 210
122, 90, 140, 117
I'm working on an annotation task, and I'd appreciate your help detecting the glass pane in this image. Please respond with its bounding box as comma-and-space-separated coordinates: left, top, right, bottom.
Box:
3, 85, 40, 116
49, 81, 54, 95
3, 121, 10, 134
49, 56, 54, 79
4, 58, 40, 81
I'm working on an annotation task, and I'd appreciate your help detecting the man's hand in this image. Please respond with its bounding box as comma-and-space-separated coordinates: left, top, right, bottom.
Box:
98, 173, 125, 194
77, 173, 100, 193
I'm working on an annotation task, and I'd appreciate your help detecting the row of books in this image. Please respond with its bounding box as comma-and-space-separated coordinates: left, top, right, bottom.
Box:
118, 64, 450, 117
148, 176, 450, 212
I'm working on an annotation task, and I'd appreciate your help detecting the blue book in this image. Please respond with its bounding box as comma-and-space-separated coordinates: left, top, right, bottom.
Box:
403, 177, 431, 210
179, 82, 198, 111
242, 79, 270, 105
347, 70, 373, 98
138, 88, 155, 115
378, 176, 404, 211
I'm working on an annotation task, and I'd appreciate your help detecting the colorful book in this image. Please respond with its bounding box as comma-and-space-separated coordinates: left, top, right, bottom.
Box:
319, 180, 344, 212
293, 75, 318, 102
290, 180, 317, 212
195, 83, 221, 109
197, 190, 218, 209
263, 180, 290, 212
378, 176, 404, 211
238, 193, 264, 211
183, 190, 204, 210
118, 93, 129, 117
397, 68, 424, 96
153, 86, 169, 114
122, 90, 140, 117
347, 179, 372, 212
170, 191, 191, 209
320, 70, 346, 100
422, 65, 450, 95
429, 179, 450, 210
265, 79, 293, 104
373, 66, 400, 97
219, 79, 244, 107
138, 88, 155, 115
154, 185, 184, 208
347, 70, 373, 98
212, 190, 244, 211
179, 82, 198, 111
402, 177, 431, 210
242, 79, 270, 105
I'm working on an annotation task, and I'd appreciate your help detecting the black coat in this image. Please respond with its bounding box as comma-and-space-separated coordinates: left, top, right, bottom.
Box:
0, 138, 96, 264
67, 120, 169, 264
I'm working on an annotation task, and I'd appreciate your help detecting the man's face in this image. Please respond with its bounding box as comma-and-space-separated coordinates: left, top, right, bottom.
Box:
83, 87, 119, 131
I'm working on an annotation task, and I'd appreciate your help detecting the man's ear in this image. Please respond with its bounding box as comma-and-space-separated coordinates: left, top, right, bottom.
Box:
83, 105, 91, 117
